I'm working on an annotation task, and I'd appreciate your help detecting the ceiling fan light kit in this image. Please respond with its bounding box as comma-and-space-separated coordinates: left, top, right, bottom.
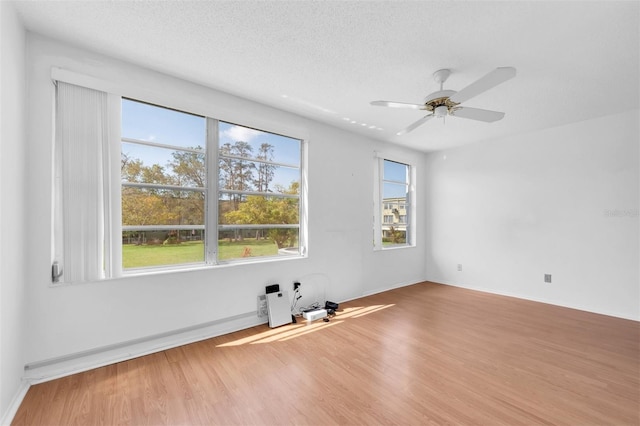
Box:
434, 105, 448, 118
371, 67, 516, 135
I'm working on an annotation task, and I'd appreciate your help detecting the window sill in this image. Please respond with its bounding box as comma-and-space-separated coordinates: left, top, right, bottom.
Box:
124, 253, 308, 277
374, 244, 416, 252
50, 254, 308, 287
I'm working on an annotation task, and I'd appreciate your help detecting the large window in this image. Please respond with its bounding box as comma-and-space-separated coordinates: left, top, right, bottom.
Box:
374, 157, 415, 250
120, 99, 303, 270
53, 82, 305, 283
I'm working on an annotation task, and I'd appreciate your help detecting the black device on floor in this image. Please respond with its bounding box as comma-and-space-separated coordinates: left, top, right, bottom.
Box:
325, 301, 339, 311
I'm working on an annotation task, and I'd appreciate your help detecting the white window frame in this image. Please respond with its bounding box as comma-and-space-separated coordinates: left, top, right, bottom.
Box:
373, 152, 416, 251
52, 68, 308, 282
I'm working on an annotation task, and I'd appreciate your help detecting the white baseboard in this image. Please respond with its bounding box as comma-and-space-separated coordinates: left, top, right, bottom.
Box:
24, 311, 266, 385
434, 280, 640, 322
360, 279, 421, 298
0, 380, 30, 426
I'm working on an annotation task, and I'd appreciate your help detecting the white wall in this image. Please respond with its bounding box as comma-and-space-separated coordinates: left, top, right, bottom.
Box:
425, 110, 639, 320
0, 1, 28, 423
23, 34, 427, 374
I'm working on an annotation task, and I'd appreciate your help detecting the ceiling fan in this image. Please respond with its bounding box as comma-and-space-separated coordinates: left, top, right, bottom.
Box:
371, 67, 516, 135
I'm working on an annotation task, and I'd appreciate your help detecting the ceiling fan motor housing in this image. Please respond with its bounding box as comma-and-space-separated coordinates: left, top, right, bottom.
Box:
424, 89, 459, 114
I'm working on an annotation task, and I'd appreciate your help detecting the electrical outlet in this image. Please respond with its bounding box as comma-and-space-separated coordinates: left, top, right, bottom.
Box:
544, 274, 552, 283
257, 295, 268, 319
457, 264, 462, 272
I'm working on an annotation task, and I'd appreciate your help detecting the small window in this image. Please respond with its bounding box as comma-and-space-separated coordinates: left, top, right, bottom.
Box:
374, 157, 414, 250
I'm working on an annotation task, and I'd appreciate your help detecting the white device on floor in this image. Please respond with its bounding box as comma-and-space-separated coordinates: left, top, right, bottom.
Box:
302, 309, 327, 321
266, 291, 292, 328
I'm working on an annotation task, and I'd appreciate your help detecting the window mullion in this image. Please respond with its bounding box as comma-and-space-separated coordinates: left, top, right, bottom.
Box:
122, 137, 204, 154
382, 177, 407, 185
122, 182, 206, 193
218, 189, 298, 199
219, 153, 298, 169
205, 117, 219, 264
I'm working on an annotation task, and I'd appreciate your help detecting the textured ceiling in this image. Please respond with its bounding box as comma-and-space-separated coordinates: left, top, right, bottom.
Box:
12, 0, 640, 152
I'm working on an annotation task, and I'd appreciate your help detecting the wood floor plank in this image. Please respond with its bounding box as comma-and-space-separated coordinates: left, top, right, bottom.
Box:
12, 282, 640, 425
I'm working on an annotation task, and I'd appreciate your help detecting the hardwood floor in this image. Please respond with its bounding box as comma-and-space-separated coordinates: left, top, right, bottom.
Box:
13, 282, 640, 425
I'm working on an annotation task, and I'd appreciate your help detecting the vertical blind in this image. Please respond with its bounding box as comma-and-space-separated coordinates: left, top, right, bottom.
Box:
54, 82, 109, 283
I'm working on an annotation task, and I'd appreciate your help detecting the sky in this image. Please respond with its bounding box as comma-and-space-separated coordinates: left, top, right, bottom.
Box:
121, 99, 301, 190
383, 159, 409, 199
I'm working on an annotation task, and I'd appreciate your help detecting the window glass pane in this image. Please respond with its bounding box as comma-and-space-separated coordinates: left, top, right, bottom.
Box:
218, 227, 299, 260
122, 99, 205, 149
382, 228, 406, 246
122, 187, 204, 226
383, 182, 407, 199
122, 143, 205, 187
218, 158, 299, 193
383, 160, 408, 183
122, 229, 204, 269
219, 196, 299, 225
219, 121, 300, 166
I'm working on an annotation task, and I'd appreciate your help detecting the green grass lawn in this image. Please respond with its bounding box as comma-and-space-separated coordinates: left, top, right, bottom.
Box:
122, 239, 279, 268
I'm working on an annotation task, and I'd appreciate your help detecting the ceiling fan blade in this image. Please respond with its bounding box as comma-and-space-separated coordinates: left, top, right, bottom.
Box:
396, 114, 435, 135
451, 107, 505, 122
371, 100, 426, 110
449, 67, 516, 104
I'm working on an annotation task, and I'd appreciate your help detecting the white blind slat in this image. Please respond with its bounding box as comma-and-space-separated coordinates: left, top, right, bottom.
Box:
54, 82, 109, 283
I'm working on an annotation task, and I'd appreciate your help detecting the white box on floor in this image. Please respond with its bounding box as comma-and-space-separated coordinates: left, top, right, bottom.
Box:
266, 291, 292, 328
302, 309, 327, 321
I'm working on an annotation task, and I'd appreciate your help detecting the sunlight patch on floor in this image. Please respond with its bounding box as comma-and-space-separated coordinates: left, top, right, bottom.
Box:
217, 304, 395, 347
